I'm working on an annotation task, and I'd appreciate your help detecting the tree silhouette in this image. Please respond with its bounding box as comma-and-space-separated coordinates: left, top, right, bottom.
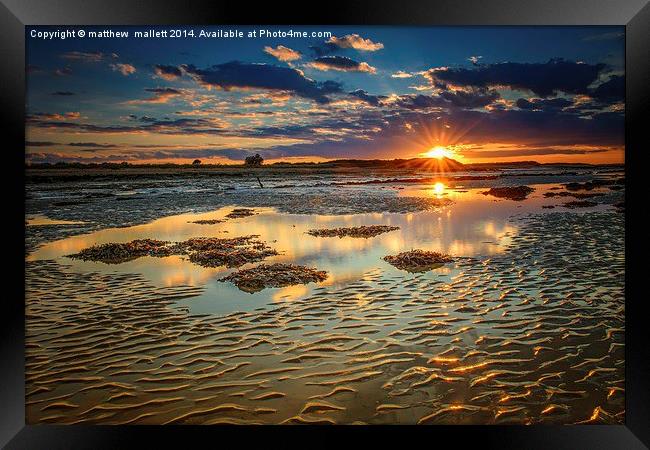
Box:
244, 154, 264, 166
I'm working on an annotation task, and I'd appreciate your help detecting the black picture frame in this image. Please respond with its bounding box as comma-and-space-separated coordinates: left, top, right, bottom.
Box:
2, 0, 648, 447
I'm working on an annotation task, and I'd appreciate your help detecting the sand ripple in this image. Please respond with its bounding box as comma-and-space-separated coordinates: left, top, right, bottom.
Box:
26, 211, 624, 424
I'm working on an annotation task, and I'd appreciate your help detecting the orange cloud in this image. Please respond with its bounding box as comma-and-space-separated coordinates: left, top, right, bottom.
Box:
307, 57, 377, 74
110, 63, 136, 76
263, 45, 301, 62
327, 34, 384, 52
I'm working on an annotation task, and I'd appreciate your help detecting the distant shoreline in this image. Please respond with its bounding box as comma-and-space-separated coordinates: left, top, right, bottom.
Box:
25, 157, 624, 183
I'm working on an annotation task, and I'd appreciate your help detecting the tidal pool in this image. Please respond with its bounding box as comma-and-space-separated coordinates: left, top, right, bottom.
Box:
27, 183, 610, 315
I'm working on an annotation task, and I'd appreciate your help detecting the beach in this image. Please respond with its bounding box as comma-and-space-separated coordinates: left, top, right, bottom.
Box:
25, 163, 625, 424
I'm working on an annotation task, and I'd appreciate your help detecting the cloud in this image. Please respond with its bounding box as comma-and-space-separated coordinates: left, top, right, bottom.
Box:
27, 112, 81, 121
392, 88, 499, 110
327, 34, 384, 52
50, 91, 76, 96
153, 64, 183, 80
440, 88, 500, 108
391, 71, 413, 78
111, 63, 136, 76
442, 108, 624, 147
589, 75, 624, 102
27, 115, 227, 135
26, 141, 57, 147
54, 67, 73, 76
427, 58, 608, 97
180, 61, 342, 103
126, 87, 186, 104
467, 56, 482, 66
68, 142, 118, 148
348, 89, 386, 106
461, 147, 610, 158
395, 94, 445, 110
60, 51, 106, 62
516, 97, 573, 111
310, 34, 384, 57
264, 45, 301, 62
307, 56, 377, 74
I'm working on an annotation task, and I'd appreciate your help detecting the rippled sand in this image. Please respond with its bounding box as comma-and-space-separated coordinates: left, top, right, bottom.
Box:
26, 211, 624, 425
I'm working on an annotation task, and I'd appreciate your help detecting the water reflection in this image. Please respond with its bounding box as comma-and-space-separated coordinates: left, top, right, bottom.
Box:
28, 185, 580, 314
432, 182, 446, 198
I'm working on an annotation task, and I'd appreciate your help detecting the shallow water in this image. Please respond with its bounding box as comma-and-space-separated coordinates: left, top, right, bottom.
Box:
25, 179, 625, 425
28, 183, 611, 315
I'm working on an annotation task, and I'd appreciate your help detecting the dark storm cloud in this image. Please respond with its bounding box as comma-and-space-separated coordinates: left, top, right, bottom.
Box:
50, 91, 76, 96
429, 58, 608, 97
180, 61, 343, 103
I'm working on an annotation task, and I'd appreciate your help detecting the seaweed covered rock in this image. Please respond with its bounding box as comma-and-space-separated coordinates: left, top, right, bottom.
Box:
383, 250, 453, 273
564, 179, 615, 191
543, 191, 604, 199
226, 208, 257, 219
190, 219, 225, 225
482, 186, 534, 201
68, 239, 174, 264
68, 235, 277, 267
221, 263, 328, 293
307, 225, 399, 239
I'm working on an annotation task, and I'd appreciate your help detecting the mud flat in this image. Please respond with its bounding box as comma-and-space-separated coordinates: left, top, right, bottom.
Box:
25, 210, 624, 425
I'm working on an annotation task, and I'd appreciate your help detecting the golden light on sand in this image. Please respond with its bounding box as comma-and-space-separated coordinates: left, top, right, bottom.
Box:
423, 146, 452, 159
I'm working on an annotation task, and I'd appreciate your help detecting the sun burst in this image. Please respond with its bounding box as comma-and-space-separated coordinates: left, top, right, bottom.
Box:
423, 146, 453, 159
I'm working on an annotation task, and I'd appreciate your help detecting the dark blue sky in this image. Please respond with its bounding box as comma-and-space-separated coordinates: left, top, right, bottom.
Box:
26, 26, 624, 164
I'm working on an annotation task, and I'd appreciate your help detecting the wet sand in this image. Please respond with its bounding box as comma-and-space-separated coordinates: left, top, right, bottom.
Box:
25, 171, 625, 425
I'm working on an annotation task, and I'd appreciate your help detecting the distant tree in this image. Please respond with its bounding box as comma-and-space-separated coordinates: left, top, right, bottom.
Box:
244, 153, 264, 166
192, 159, 202, 165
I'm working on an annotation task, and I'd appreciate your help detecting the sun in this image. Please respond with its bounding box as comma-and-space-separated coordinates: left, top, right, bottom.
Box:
423, 146, 452, 159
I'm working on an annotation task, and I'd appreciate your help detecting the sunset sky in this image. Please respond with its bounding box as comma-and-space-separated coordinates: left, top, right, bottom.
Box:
26, 26, 624, 165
